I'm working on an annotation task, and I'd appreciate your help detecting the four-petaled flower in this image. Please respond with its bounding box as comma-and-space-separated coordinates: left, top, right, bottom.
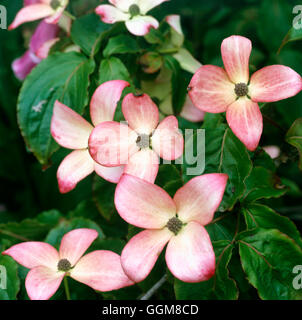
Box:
95, 0, 169, 36
2, 228, 133, 300
114, 173, 228, 283
8, 0, 69, 30
88, 93, 184, 184
51, 80, 130, 193
188, 35, 302, 151
12, 20, 59, 80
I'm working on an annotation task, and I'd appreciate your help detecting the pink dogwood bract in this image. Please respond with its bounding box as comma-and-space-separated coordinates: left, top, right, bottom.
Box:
12, 20, 59, 80
51, 80, 130, 193
88, 93, 184, 184
114, 173, 228, 283
189, 35, 302, 151
2, 228, 133, 300
95, 0, 169, 36
9, 0, 68, 30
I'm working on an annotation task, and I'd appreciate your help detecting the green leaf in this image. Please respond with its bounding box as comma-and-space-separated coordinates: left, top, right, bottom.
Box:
286, 118, 302, 170
103, 35, 141, 57
0, 255, 20, 300
98, 57, 131, 84
238, 228, 302, 300
0, 210, 62, 244
183, 127, 252, 211
17, 52, 95, 165
206, 212, 238, 242
174, 241, 238, 299
243, 167, 287, 203
45, 218, 105, 249
278, 24, 302, 53
242, 203, 302, 247
164, 55, 188, 115
92, 176, 116, 221
155, 165, 183, 197
258, 0, 292, 52
71, 13, 113, 57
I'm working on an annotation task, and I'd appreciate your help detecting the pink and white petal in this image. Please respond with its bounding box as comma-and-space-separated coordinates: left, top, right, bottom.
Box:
90, 80, 130, 126
30, 20, 59, 54
59, 228, 98, 266
138, 0, 169, 15
115, 174, 176, 229
166, 15, 183, 35
51, 101, 93, 149
221, 35, 251, 84
88, 121, 139, 167
122, 93, 159, 134
124, 149, 159, 183
95, 5, 130, 24
36, 38, 59, 59
24, 0, 49, 5
121, 229, 172, 283
109, 0, 137, 12
180, 95, 205, 122
174, 174, 228, 225
165, 222, 215, 283
12, 50, 37, 81
94, 163, 124, 184
151, 116, 184, 161
45, 5, 65, 24
25, 266, 64, 300
249, 65, 302, 102
57, 150, 95, 194
188, 65, 236, 113
125, 16, 159, 36
263, 145, 280, 159
3, 242, 59, 270
8, 5, 54, 30
70, 251, 134, 291
226, 97, 263, 151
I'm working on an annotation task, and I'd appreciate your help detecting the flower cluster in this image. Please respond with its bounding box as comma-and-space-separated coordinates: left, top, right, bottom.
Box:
4, 0, 302, 300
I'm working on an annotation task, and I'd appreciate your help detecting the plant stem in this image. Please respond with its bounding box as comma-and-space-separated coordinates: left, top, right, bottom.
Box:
63, 11, 76, 20
64, 276, 71, 300
140, 275, 167, 300
0, 230, 30, 242
158, 48, 179, 55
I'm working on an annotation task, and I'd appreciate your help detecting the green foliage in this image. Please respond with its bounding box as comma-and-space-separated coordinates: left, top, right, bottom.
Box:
17, 52, 95, 165
286, 118, 302, 170
238, 228, 302, 300
0, 256, 20, 300
2, 0, 302, 301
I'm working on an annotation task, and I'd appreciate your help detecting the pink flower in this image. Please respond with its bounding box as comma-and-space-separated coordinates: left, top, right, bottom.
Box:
263, 145, 280, 159
51, 80, 130, 193
2, 228, 133, 300
95, 0, 169, 36
8, 0, 68, 30
88, 93, 184, 184
12, 20, 59, 80
189, 35, 302, 151
114, 173, 228, 283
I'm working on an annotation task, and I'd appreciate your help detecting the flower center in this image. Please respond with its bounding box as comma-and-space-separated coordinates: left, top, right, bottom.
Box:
234, 83, 248, 97
57, 258, 71, 272
51, 0, 61, 10
166, 217, 183, 235
129, 4, 140, 17
136, 133, 150, 149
